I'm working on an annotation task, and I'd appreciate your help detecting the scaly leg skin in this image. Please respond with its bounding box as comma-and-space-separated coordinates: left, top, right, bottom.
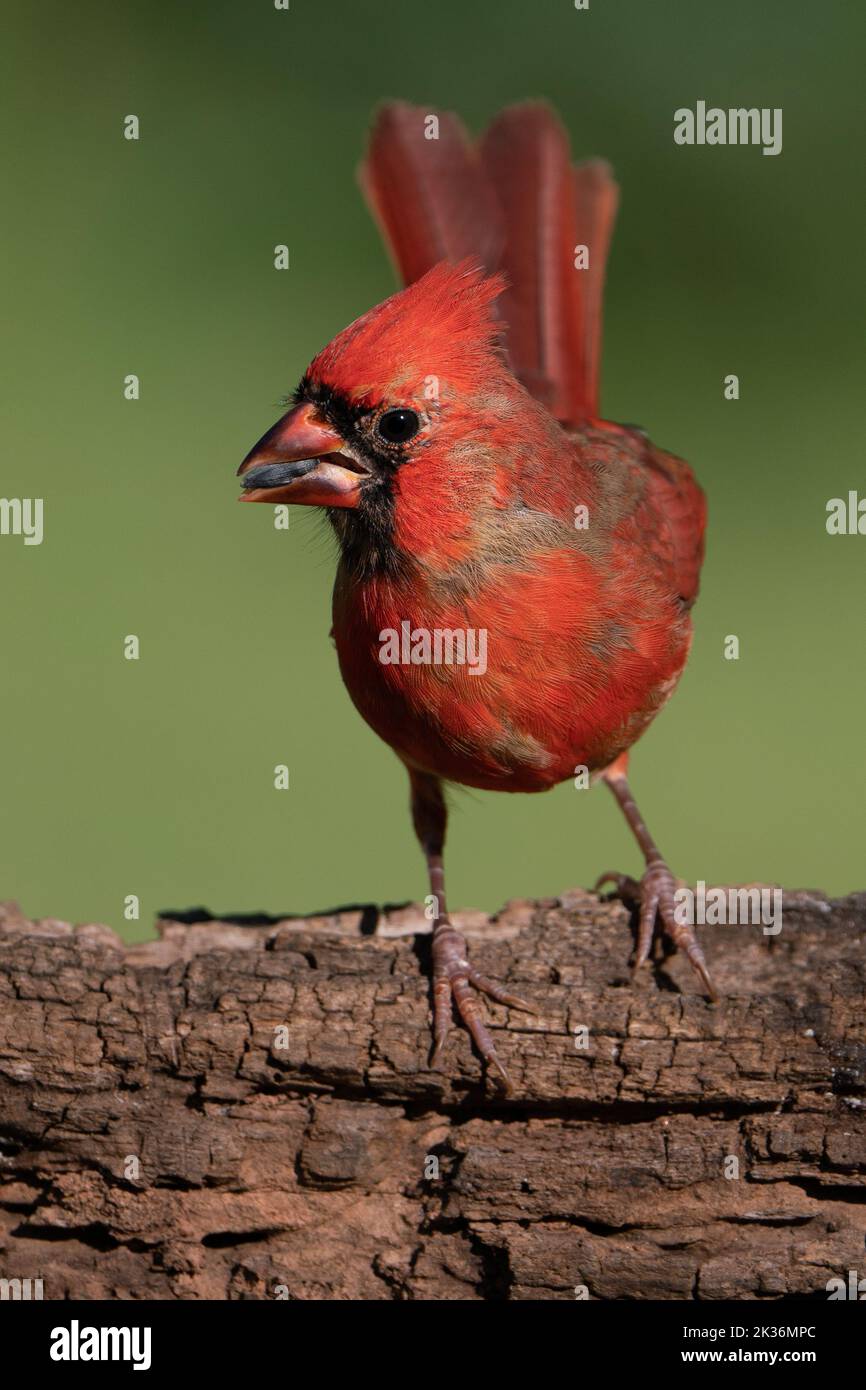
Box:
595, 753, 717, 1000
407, 766, 534, 1091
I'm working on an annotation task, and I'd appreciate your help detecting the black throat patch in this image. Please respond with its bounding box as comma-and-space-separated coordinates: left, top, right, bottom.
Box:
294, 376, 414, 583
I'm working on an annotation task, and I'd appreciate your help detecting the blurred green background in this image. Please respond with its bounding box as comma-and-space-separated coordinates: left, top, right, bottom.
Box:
1, 0, 863, 941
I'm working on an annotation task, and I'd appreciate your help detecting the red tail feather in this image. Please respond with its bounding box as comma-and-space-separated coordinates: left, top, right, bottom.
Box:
360, 101, 619, 426
571, 158, 619, 423
359, 102, 503, 287
481, 105, 577, 421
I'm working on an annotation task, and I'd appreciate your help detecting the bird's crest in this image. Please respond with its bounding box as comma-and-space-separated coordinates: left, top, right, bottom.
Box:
307, 260, 507, 405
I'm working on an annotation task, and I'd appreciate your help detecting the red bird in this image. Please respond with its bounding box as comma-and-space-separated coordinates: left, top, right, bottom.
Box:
238, 102, 710, 1088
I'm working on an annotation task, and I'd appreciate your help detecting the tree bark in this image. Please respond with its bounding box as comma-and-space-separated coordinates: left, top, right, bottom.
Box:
0, 888, 864, 1300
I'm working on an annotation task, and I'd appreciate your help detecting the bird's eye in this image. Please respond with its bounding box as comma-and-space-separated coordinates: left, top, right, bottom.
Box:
376, 408, 421, 444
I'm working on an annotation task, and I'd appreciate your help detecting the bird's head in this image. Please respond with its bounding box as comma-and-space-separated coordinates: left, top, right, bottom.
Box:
237, 261, 544, 576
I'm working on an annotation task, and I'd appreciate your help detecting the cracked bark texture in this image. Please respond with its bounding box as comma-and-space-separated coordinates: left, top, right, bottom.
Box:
0, 889, 864, 1301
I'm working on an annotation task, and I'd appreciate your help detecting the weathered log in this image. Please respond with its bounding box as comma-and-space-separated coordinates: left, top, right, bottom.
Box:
0, 889, 864, 1300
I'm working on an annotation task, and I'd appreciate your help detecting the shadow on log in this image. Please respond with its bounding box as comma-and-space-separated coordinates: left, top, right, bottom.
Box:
0, 888, 865, 1300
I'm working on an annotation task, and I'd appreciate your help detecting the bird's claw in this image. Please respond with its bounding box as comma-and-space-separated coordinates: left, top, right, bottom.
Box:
595, 869, 641, 899
429, 921, 534, 1091
596, 859, 717, 1000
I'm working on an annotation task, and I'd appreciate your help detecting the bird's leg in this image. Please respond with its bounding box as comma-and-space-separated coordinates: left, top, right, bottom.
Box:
407, 766, 532, 1090
595, 753, 716, 999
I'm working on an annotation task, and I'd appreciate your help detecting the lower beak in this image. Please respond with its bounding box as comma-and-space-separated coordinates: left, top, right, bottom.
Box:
236, 401, 366, 508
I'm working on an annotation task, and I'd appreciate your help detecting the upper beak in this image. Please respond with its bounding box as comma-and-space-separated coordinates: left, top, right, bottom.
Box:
236, 401, 367, 507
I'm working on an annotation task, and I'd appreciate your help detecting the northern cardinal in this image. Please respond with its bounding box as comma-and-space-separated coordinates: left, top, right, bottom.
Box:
237, 102, 710, 1088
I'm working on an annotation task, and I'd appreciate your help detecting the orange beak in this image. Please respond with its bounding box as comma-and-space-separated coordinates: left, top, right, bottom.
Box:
236, 401, 367, 507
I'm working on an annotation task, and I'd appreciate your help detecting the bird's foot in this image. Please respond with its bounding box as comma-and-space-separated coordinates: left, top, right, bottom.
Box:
595, 859, 717, 1000
430, 920, 534, 1091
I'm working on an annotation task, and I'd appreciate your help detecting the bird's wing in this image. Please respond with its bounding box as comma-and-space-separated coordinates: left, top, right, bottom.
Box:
626, 445, 707, 609
648, 448, 707, 608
